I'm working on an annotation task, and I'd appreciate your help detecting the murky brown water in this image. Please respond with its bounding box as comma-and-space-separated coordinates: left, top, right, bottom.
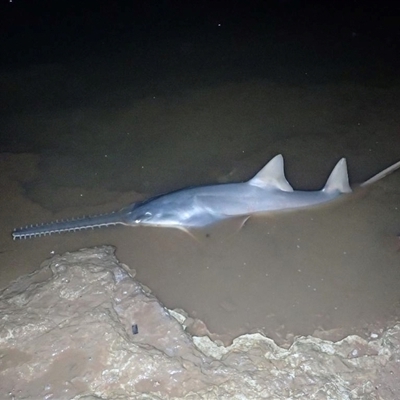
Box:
1, 64, 399, 345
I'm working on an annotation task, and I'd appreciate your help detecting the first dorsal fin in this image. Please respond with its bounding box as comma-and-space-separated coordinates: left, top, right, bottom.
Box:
247, 154, 293, 192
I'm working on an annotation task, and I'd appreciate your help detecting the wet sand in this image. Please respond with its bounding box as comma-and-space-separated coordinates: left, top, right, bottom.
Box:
1, 27, 399, 344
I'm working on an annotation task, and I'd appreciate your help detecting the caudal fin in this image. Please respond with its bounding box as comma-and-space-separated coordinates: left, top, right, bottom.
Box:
360, 160, 400, 187
322, 158, 352, 193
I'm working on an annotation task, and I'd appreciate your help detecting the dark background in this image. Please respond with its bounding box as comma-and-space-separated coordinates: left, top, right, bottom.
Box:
1, 0, 399, 66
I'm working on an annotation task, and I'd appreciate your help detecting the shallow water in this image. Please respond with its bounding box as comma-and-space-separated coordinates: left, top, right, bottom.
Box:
1, 27, 399, 344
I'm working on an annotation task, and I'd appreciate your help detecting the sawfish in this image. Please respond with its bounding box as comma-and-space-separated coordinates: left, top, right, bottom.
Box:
12, 155, 400, 240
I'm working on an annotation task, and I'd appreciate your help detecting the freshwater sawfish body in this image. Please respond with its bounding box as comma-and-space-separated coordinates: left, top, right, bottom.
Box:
12, 154, 400, 239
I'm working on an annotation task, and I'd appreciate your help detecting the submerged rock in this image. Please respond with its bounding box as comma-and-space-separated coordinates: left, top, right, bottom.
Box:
0, 246, 399, 399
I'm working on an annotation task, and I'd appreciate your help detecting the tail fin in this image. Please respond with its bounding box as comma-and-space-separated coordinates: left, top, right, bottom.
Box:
360, 160, 400, 187
322, 158, 352, 193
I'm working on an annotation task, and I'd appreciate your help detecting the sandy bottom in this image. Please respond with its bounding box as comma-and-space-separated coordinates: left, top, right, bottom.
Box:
0, 64, 399, 346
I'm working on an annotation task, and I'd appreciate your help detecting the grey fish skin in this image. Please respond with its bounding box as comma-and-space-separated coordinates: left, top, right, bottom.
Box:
12, 155, 400, 240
